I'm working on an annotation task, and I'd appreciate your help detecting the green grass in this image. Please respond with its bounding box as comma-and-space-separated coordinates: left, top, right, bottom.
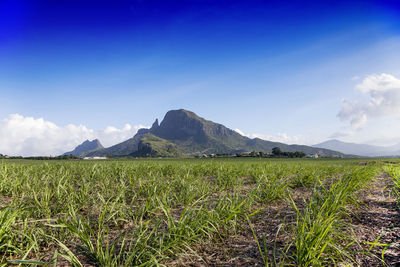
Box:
0, 158, 388, 266
286, 168, 376, 266
384, 163, 400, 204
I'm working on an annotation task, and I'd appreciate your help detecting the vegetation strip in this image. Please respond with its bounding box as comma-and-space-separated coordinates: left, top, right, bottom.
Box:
0, 158, 398, 266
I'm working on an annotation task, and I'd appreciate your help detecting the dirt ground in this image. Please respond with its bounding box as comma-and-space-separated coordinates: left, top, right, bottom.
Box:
351, 173, 400, 266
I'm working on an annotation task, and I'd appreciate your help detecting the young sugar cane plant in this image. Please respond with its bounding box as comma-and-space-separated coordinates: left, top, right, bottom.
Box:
285, 167, 376, 266
0, 158, 390, 266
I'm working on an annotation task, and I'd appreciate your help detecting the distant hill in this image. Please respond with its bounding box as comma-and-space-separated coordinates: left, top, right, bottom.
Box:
85, 109, 346, 157
62, 139, 104, 157
312, 139, 400, 157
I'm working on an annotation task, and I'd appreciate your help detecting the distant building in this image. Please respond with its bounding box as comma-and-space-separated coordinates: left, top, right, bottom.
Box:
306, 154, 319, 158
83, 156, 108, 160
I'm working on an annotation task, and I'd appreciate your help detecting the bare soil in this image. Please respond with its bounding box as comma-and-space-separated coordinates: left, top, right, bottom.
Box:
351, 173, 400, 266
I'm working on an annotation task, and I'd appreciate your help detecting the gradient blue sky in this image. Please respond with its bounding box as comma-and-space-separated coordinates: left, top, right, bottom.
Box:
1, 0, 400, 155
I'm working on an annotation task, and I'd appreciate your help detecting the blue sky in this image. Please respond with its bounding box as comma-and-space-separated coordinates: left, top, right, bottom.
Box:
1, 0, 400, 155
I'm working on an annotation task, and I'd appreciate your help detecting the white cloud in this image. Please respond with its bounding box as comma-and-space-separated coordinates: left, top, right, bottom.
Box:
97, 123, 146, 147
0, 114, 147, 156
233, 128, 246, 136
329, 130, 354, 139
234, 129, 303, 144
338, 73, 400, 129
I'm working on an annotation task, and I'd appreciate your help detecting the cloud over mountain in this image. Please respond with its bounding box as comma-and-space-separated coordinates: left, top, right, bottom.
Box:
338, 73, 400, 129
234, 129, 303, 144
0, 114, 146, 156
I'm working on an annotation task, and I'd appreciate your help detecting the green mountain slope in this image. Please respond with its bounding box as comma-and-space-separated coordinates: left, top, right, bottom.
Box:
86, 129, 150, 157
130, 135, 182, 157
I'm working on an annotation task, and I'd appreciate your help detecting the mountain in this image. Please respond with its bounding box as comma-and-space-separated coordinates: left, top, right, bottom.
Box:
131, 135, 182, 157
87, 109, 346, 157
62, 139, 104, 157
85, 125, 157, 157
313, 139, 400, 157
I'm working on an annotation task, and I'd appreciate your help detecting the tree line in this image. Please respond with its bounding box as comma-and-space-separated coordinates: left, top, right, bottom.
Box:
235, 147, 306, 158
0, 154, 80, 160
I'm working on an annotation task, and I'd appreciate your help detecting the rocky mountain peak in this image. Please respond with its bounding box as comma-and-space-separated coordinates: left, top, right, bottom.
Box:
148, 109, 239, 140
62, 139, 104, 157
151, 119, 159, 130
153, 109, 206, 140
79, 139, 103, 149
